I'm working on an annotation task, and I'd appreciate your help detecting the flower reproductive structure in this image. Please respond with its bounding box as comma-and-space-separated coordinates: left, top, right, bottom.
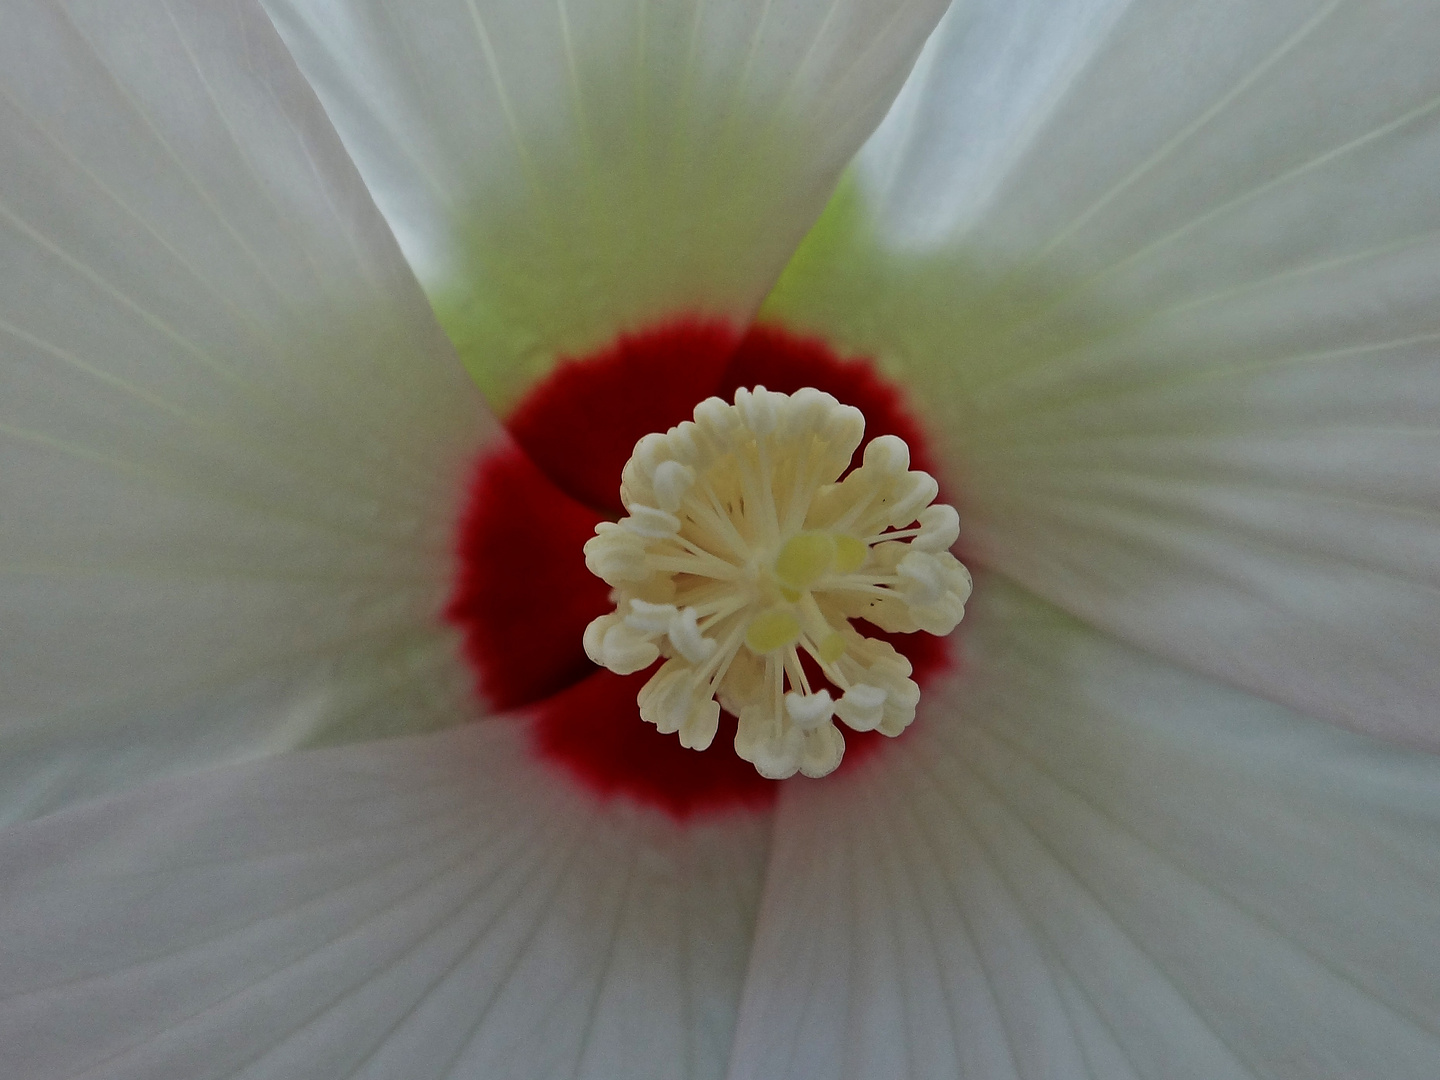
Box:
583, 386, 972, 779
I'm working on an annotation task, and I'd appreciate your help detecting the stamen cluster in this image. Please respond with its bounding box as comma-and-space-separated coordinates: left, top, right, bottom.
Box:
583, 387, 971, 779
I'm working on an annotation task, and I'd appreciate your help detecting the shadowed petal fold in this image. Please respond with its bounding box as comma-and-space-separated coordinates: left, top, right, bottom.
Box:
726, 575, 1440, 1080
0, 722, 769, 1080
263, 0, 949, 408
0, 0, 500, 822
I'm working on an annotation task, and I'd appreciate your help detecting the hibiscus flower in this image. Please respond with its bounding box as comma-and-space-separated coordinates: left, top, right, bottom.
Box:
3, 0, 1439, 1077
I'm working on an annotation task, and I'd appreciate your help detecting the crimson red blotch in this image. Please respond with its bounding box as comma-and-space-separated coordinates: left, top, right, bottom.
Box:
448, 319, 955, 819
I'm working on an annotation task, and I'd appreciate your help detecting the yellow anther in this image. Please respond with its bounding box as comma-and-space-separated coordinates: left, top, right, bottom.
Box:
745, 607, 802, 654
832, 533, 868, 573
818, 632, 848, 664
774, 531, 836, 591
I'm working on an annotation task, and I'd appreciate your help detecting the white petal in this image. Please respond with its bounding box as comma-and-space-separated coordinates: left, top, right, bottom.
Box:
262, 0, 948, 408
0, 721, 768, 1080
0, 0, 500, 821
726, 575, 1440, 1080
765, 0, 1440, 748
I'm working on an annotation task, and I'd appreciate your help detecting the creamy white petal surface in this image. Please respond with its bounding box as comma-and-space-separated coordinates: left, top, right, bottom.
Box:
727, 575, 1440, 1080
0, 720, 768, 1080
0, 0, 499, 822
765, 0, 1440, 749
262, 0, 949, 407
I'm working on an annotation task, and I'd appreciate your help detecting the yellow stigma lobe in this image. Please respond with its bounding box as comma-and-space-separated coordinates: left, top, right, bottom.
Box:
745, 608, 803, 654
774, 532, 836, 591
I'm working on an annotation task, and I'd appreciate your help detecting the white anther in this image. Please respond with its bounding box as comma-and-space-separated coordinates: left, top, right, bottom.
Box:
591, 618, 660, 674
896, 551, 971, 635
668, 606, 717, 664
679, 699, 721, 751
786, 385, 827, 415
692, 396, 735, 436
781, 387, 834, 438
667, 422, 701, 465
884, 471, 941, 527
622, 504, 681, 538
862, 433, 910, 475
946, 556, 975, 603
583, 613, 622, 667
737, 704, 805, 780
798, 724, 845, 778
583, 523, 649, 582
863, 662, 920, 708
652, 460, 695, 512
897, 550, 946, 605
752, 746, 801, 780
735, 386, 780, 436
834, 683, 887, 731
877, 676, 921, 736
784, 689, 835, 731
913, 503, 961, 552
633, 432, 669, 472
824, 403, 866, 449
626, 598, 679, 634
637, 672, 685, 737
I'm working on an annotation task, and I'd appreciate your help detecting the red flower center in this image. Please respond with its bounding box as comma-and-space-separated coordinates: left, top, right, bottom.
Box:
447, 319, 954, 819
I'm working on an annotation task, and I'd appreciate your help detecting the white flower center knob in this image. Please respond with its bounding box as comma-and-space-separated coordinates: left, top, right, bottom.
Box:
582, 386, 972, 780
